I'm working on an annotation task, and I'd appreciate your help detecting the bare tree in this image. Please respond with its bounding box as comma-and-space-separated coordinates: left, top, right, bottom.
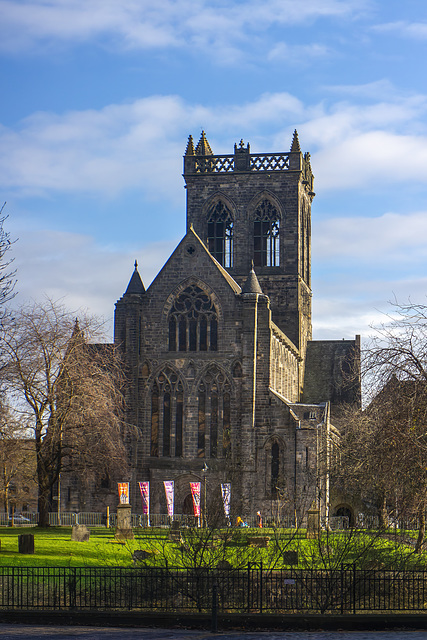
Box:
1, 298, 129, 527
337, 301, 427, 550
0, 203, 17, 313
0, 404, 35, 514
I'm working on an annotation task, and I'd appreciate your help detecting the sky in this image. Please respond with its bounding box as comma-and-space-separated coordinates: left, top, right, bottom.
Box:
1, 0, 427, 342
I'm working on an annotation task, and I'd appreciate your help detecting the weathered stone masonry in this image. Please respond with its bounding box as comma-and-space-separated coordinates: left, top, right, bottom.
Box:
64, 131, 361, 522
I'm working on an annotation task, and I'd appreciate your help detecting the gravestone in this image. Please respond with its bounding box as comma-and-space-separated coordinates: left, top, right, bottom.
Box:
306, 506, 320, 539
18, 534, 34, 554
247, 536, 270, 547
71, 524, 90, 542
283, 550, 298, 565
115, 503, 134, 540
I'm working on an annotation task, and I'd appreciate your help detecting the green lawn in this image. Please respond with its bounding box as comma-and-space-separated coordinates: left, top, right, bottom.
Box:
0, 525, 426, 570
0, 527, 137, 567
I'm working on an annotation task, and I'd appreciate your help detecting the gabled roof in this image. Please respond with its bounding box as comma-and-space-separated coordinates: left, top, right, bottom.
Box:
145, 225, 242, 297
188, 226, 242, 294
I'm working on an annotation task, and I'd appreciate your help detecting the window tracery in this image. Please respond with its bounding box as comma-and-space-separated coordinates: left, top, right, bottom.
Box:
168, 285, 218, 352
150, 368, 184, 458
197, 368, 231, 459
253, 199, 280, 267
207, 201, 233, 267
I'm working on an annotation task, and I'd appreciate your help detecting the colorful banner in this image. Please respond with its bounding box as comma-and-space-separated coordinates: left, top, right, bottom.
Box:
190, 482, 201, 517
221, 483, 231, 521
118, 482, 129, 504
138, 482, 150, 515
163, 480, 174, 517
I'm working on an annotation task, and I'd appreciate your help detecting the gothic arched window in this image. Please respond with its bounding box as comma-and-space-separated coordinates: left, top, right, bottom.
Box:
253, 200, 280, 267
207, 201, 233, 267
271, 441, 280, 498
150, 369, 184, 458
168, 285, 218, 352
197, 368, 231, 459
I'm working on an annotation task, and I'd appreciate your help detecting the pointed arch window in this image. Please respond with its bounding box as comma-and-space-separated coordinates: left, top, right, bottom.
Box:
271, 441, 280, 498
168, 285, 218, 352
150, 369, 184, 458
253, 200, 280, 267
207, 201, 233, 268
197, 368, 232, 459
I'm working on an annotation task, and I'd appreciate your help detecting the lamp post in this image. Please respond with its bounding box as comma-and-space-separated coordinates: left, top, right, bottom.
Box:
202, 463, 208, 528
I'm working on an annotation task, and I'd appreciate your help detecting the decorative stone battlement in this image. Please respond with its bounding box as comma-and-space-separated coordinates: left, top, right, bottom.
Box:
183, 132, 313, 188
184, 151, 295, 174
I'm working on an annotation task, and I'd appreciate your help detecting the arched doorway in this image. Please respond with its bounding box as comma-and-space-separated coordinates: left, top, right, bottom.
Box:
334, 505, 354, 527
182, 493, 193, 515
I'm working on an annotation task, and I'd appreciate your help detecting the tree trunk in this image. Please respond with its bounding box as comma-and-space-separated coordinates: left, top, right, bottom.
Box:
415, 504, 425, 553
379, 494, 387, 529
37, 468, 52, 527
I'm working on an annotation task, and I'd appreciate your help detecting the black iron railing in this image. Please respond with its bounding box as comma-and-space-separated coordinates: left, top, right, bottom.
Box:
1, 565, 427, 613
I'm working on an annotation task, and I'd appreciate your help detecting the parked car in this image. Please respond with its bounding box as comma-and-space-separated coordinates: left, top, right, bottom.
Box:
9, 514, 31, 524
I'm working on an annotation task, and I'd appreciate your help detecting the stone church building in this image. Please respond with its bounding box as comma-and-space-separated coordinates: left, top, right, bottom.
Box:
108, 131, 361, 524
61, 131, 360, 524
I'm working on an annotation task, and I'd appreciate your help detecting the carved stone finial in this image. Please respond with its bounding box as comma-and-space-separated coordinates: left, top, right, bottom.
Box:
195, 131, 213, 156
185, 135, 195, 156
290, 129, 301, 153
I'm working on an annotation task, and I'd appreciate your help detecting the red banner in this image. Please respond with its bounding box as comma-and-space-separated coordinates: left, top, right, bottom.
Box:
138, 482, 149, 515
190, 482, 201, 517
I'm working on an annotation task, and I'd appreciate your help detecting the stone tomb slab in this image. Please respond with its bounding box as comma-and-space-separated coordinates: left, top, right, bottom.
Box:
71, 525, 90, 542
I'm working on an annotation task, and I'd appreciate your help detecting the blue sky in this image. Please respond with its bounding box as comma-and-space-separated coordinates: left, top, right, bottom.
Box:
1, 0, 427, 341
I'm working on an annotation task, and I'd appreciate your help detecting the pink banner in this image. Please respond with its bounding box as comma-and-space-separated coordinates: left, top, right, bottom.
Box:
139, 482, 150, 515
221, 483, 231, 518
163, 480, 174, 517
190, 482, 201, 517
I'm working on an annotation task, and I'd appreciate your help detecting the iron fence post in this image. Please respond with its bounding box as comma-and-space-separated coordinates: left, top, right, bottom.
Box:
247, 563, 250, 612
353, 563, 356, 614
340, 564, 344, 614
211, 580, 218, 633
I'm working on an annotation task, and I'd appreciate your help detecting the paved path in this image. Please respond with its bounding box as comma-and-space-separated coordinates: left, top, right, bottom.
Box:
1, 627, 427, 640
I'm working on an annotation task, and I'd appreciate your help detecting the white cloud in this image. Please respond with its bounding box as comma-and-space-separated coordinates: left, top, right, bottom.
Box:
0, 0, 368, 55
268, 42, 331, 63
9, 225, 177, 339
3, 88, 427, 201
314, 211, 427, 261
0, 93, 305, 200
372, 21, 427, 39
312, 131, 427, 189
312, 276, 427, 341
311, 209, 427, 339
